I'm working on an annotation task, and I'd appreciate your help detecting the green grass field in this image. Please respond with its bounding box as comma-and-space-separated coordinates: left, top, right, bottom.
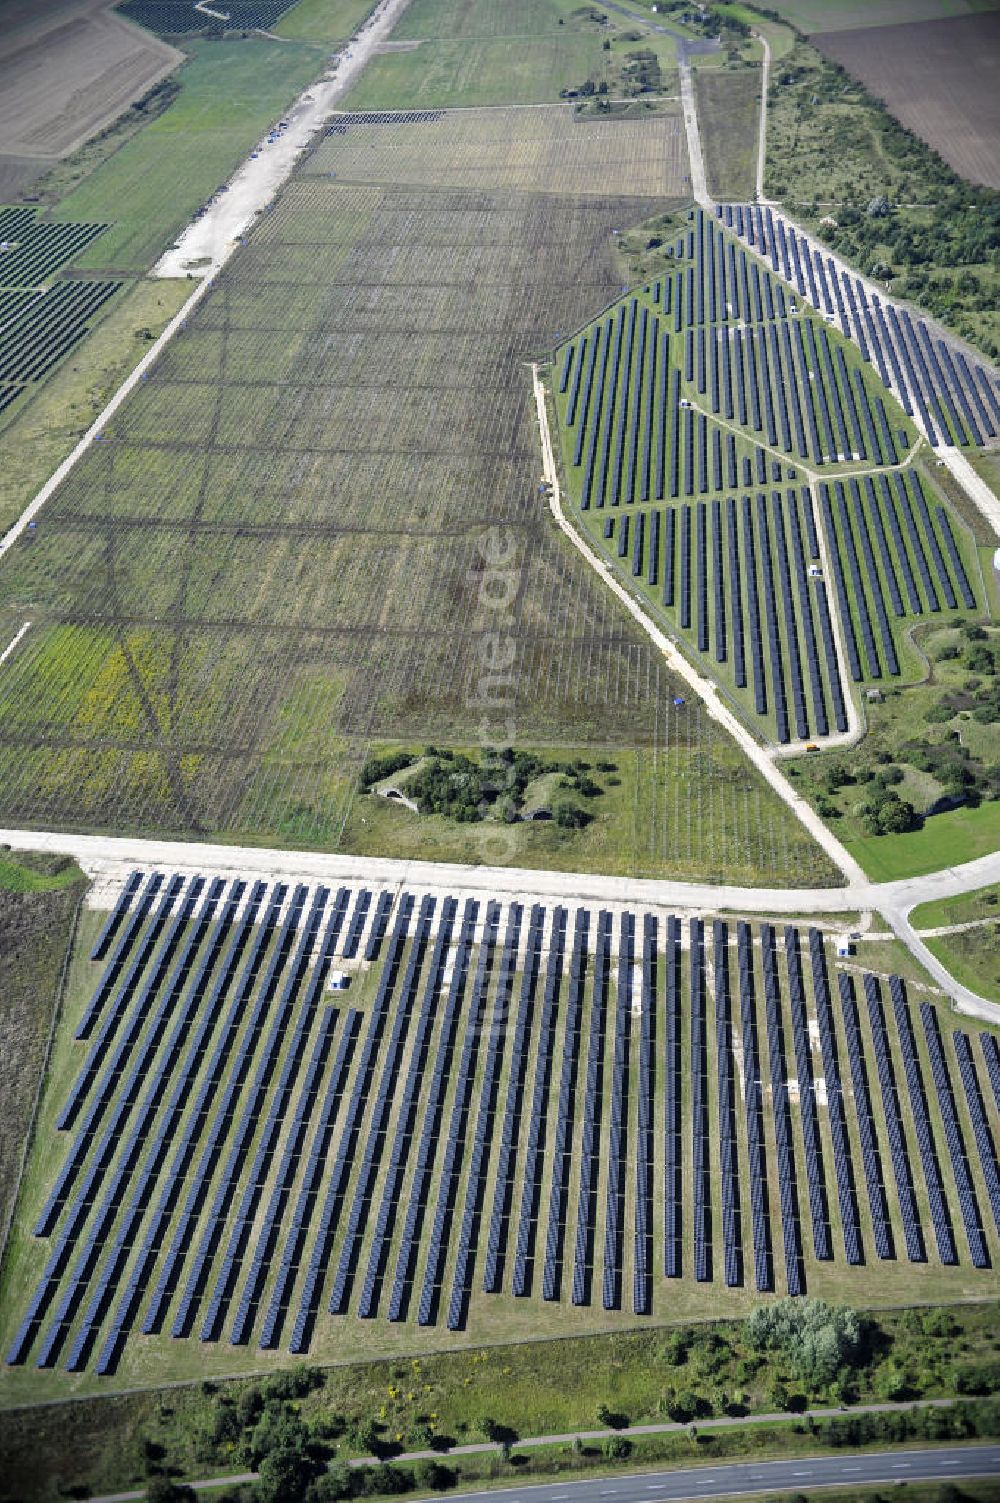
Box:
0, 864, 86, 1259
924, 928, 1000, 1005
343, 0, 681, 110
0, 106, 836, 889
693, 66, 761, 201
910, 881, 1000, 1004
788, 611, 1000, 879
3, 1297, 1000, 1499
53, 38, 333, 272
912, 883, 1000, 929
844, 801, 1000, 882
342, 33, 609, 110
343, 738, 836, 888
275, 0, 378, 41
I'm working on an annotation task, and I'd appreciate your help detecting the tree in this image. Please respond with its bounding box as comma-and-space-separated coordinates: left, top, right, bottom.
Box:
256, 1446, 318, 1503
877, 794, 918, 833
660, 1328, 692, 1365
347, 1419, 383, 1456
308, 1463, 354, 1503
412, 1461, 455, 1491
873, 1359, 908, 1401
666, 1390, 702, 1424
262, 1366, 324, 1402
745, 1299, 864, 1391
248, 1406, 314, 1470
553, 799, 590, 828
236, 1387, 265, 1432
146, 1481, 196, 1503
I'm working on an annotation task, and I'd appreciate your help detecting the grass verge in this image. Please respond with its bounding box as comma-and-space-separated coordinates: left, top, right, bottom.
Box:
2, 1304, 999, 1499
0, 861, 87, 1263
0, 279, 191, 535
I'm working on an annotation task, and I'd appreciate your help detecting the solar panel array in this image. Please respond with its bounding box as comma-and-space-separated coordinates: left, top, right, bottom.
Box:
7, 879, 997, 1374
0, 209, 117, 422
820, 471, 978, 686
605, 487, 849, 744
560, 207, 918, 516
119, 0, 301, 33
719, 203, 1000, 449
555, 206, 983, 747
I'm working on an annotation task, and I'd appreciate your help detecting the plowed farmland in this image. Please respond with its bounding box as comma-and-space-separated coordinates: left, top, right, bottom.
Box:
816, 13, 1000, 189
0, 107, 832, 885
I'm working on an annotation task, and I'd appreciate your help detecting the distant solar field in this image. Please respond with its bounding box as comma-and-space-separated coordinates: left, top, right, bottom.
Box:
118, 0, 302, 34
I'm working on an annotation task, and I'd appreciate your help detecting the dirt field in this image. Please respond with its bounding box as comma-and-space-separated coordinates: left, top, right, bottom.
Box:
0, 0, 181, 167
816, 12, 1000, 188
764, 0, 1000, 33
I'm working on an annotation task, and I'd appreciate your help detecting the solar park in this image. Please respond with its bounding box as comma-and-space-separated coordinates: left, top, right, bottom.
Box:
720, 204, 1000, 451
4, 870, 998, 1383
0, 207, 119, 421
553, 207, 985, 745
118, 2, 303, 34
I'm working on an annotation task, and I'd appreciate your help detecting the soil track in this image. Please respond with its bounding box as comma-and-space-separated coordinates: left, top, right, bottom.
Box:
816, 12, 1000, 189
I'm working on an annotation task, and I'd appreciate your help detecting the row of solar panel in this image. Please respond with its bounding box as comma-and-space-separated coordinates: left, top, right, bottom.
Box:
608, 490, 845, 742
10, 885, 999, 1373
821, 471, 977, 685
720, 203, 1000, 451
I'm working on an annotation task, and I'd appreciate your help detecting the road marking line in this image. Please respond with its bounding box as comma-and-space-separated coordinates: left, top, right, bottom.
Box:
0, 620, 30, 667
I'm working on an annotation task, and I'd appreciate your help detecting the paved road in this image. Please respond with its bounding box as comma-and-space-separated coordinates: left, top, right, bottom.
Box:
678, 60, 710, 208
87, 1445, 1000, 1503
420, 1447, 1000, 1503
5, 825, 1000, 921
154, 0, 410, 278
938, 445, 1000, 539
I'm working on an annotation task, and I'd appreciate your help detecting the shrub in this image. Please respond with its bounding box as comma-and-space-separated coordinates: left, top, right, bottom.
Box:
359, 751, 414, 791
745, 1299, 864, 1390
412, 1461, 455, 1491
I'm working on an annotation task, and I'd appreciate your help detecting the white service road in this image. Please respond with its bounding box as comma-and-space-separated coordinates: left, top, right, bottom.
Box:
153, 0, 411, 278
3, 825, 1000, 929
4, 821, 1000, 1021
754, 31, 770, 204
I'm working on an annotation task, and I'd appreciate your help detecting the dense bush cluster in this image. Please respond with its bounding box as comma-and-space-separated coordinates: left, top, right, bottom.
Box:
809, 622, 1000, 829
767, 42, 1000, 355
362, 746, 613, 826
745, 1299, 865, 1390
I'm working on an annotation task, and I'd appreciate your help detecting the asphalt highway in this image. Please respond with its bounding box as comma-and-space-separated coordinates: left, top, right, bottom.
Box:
410, 1446, 1000, 1503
